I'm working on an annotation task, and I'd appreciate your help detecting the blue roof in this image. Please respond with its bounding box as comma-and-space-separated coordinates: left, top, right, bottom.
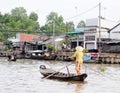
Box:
65, 28, 84, 34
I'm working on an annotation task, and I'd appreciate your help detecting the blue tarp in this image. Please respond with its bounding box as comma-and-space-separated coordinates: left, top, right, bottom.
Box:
84, 55, 91, 61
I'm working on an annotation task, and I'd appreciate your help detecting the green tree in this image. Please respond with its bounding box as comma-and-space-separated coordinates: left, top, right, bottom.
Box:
0, 13, 9, 41
11, 7, 27, 19
0, 32, 5, 41
0, 7, 41, 42
0, 12, 3, 29
77, 20, 86, 28
46, 12, 66, 36
29, 12, 38, 21
40, 12, 74, 36
0, 12, 3, 23
2, 7, 40, 37
66, 21, 75, 32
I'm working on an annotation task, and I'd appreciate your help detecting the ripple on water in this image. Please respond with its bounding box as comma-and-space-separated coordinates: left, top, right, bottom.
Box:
0, 58, 120, 93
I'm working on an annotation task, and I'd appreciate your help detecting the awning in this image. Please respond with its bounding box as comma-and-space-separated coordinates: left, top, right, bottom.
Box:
64, 28, 84, 35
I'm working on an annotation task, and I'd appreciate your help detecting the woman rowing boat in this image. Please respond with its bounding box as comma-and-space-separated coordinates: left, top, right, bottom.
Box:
70, 46, 84, 75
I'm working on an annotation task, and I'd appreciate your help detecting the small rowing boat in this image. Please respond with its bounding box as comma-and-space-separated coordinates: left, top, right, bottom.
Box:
39, 65, 87, 81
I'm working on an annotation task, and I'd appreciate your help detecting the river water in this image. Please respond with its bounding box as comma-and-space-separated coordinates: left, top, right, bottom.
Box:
0, 57, 120, 93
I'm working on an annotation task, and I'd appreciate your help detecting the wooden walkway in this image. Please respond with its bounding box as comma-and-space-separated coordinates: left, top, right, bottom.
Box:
99, 53, 120, 64
56, 51, 73, 61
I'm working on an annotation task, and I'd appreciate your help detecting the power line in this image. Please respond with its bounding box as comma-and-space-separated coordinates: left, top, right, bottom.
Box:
65, 4, 99, 21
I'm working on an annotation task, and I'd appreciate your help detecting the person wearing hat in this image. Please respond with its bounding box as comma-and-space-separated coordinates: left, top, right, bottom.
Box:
70, 46, 84, 75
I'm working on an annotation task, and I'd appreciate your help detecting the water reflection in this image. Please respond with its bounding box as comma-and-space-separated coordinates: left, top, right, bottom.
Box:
75, 83, 83, 93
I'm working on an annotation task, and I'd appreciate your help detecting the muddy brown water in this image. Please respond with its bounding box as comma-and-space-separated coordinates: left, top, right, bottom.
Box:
0, 57, 120, 93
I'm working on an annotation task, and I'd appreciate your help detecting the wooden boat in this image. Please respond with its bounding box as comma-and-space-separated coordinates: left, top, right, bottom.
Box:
25, 50, 45, 60
43, 52, 57, 60
8, 59, 16, 61
39, 65, 87, 81
25, 50, 57, 60
8, 55, 17, 61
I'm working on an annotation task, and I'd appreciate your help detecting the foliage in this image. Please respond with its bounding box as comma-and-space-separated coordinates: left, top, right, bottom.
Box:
66, 21, 75, 32
0, 7, 86, 42
83, 48, 88, 53
59, 36, 71, 50
0, 7, 40, 41
3, 44, 11, 51
45, 43, 55, 51
100, 67, 105, 72
29, 12, 38, 21
77, 20, 86, 28
40, 12, 75, 36
11, 7, 27, 18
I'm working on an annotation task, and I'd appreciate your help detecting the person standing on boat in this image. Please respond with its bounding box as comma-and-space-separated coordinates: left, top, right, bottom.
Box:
70, 46, 84, 75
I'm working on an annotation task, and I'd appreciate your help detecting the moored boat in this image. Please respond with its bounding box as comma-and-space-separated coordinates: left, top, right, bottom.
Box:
39, 65, 87, 81
25, 50, 45, 60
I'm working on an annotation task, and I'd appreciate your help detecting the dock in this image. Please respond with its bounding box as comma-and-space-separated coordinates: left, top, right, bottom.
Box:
56, 51, 73, 61
99, 53, 120, 64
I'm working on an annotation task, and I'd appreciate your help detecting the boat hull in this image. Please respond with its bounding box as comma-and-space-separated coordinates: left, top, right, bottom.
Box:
39, 65, 87, 81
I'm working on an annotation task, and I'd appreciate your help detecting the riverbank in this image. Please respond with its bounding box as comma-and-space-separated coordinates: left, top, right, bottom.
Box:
1, 50, 120, 64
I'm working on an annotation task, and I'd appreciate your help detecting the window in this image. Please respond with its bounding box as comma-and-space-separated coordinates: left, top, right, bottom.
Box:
86, 43, 95, 49
85, 36, 95, 41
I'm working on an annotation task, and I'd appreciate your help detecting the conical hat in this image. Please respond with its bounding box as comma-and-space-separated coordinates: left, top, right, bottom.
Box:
75, 46, 83, 51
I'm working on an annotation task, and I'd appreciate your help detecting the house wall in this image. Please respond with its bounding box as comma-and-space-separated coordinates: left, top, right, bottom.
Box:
16, 33, 40, 42
84, 18, 118, 50
84, 32, 97, 49
86, 18, 117, 28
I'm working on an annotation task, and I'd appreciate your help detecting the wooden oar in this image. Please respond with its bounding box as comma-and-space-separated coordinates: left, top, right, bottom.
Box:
66, 66, 70, 76
43, 62, 73, 79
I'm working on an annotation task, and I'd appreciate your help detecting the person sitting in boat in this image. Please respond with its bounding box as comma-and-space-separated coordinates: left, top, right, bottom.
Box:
69, 46, 84, 75
44, 52, 49, 57
8, 53, 11, 61
8, 52, 17, 61
62, 43, 67, 51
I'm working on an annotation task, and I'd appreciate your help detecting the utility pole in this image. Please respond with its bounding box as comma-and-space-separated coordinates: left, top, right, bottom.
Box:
99, 3, 101, 43
75, 6, 79, 46
98, 3, 101, 56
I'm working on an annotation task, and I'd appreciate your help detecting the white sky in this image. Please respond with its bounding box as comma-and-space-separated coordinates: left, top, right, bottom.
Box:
0, 0, 120, 26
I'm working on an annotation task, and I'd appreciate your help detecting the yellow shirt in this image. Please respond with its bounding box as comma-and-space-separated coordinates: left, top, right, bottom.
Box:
70, 50, 84, 63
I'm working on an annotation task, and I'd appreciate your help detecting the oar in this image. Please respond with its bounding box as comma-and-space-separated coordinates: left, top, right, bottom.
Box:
66, 66, 70, 76
43, 62, 73, 79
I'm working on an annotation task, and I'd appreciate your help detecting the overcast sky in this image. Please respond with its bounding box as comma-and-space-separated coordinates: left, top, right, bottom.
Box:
0, 0, 120, 26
